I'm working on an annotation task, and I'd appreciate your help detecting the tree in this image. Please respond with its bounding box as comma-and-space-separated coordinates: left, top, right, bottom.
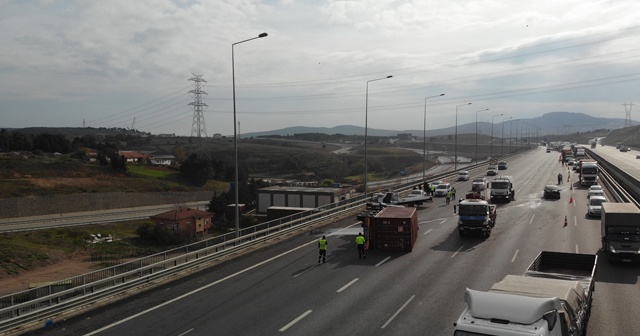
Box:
109, 153, 127, 173
180, 153, 212, 186
173, 146, 187, 161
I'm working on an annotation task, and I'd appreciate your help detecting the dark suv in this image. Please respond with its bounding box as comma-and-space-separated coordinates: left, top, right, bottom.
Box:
543, 185, 561, 199
498, 161, 507, 170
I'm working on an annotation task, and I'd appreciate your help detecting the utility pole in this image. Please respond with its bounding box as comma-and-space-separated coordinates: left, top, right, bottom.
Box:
189, 73, 208, 148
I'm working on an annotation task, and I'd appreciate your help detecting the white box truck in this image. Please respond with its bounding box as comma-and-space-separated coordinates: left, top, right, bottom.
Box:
601, 202, 640, 263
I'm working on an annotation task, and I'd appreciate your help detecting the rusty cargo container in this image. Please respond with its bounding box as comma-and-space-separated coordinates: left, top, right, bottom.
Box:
372, 207, 419, 252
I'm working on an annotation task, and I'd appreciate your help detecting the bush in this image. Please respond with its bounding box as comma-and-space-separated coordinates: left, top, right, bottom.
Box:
136, 222, 181, 246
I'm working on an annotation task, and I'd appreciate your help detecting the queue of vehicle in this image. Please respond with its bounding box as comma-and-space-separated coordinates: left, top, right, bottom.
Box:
353, 145, 635, 335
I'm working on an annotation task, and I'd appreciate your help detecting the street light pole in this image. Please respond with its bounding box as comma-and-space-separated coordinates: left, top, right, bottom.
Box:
423, 94, 444, 184
490, 113, 503, 159
475, 108, 489, 163
509, 119, 515, 153
501, 116, 512, 157
232, 32, 268, 238
455, 102, 472, 171
364, 75, 392, 195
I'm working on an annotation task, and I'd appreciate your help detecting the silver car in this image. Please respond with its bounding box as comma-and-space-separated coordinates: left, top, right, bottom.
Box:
472, 177, 486, 191
587, 196, 606, 217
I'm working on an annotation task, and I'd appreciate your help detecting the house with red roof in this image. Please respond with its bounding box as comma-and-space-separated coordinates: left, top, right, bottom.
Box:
149, 207, 214, 240
118, 151, 150, 164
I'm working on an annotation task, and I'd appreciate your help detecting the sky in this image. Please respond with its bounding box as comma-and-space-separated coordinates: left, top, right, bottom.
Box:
1, 0, 640, 137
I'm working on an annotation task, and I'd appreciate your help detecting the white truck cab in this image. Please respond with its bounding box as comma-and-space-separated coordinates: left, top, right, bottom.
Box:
454, 288, 564, 336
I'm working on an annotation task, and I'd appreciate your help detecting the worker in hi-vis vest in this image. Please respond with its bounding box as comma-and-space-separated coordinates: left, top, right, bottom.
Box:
355, 233, 366, 259
318, 236, 328, 263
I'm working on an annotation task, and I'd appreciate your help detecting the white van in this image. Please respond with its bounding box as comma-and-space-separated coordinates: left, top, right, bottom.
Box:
458, 171, 470, 181
434, 183, 451, 197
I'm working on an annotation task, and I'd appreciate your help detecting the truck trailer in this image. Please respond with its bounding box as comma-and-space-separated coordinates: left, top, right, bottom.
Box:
358, 207, 419, 252
601, 202, 640, 263
453, 251, 597, 336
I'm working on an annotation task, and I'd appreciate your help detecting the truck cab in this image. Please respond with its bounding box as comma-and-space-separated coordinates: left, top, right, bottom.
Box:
489, 176, 514, 202
453, 251, 597, 336
577, 159, 598, 186
457, 199, 496, 237
601, 203, 640, 263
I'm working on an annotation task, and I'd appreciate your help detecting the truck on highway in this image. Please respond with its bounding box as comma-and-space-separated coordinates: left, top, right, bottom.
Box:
457, 199, 496, 237
453, 251, 597, 336
578, 159, 598, 186
575, 147, 586, 160
561, 146, 572, 161
488, 176, 514, 202
359, 206, 419, 252
601, 202, 640, 263
589, 139, 597, 148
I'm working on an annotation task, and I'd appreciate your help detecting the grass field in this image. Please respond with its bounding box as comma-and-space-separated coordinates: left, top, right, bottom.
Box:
127, 165, 180, 178
0, 220, 145, 276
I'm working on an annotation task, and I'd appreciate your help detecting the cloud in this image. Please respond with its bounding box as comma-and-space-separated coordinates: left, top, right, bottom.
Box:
1, 0, 640, 135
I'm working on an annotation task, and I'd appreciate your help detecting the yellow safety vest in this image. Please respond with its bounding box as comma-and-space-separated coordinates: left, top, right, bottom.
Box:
355, 235, 365, 245
318, 238, 327, 250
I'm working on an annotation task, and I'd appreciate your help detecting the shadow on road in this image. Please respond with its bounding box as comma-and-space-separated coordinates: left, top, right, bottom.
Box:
430, 226, 485, 253
594, 250, 640, 285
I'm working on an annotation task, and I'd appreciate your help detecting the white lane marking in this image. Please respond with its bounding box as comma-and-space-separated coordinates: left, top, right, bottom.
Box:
279, 310, 312, 332
439, 219, 447, 225
576, 245, 579, 254
574, 216, 577, 226
511, 250, 519, 262
85, 224, 361, 335
337, 278, 359, 293
529, 214, 535, 225
376, 257, 391, 267
452, 246, 464, 258
421, 218, 447, 224
177, 328, 194, 336
381, 295, 415, 329
520, 171, 538, 189
423, 228, 433, 236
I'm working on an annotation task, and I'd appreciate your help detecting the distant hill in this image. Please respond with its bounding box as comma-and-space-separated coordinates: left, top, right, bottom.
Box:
5, 112, 636, 140
242, 112, 636, 138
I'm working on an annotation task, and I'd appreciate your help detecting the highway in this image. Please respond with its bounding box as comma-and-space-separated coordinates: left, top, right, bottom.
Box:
0, 202, 209, 233
23, 146, 640, 336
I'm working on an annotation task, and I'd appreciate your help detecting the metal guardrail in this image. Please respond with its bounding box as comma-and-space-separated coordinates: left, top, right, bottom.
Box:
0, 197, 368, 334
0, 150, 529, 334
586, 149, 640, 207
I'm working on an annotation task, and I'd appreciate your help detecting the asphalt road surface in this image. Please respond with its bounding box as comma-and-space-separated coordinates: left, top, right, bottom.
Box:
26, 146, 640, 336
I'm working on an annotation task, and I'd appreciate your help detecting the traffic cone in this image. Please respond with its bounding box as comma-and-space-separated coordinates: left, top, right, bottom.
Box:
569, 196, 573, 204
563, 216, 567, 227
